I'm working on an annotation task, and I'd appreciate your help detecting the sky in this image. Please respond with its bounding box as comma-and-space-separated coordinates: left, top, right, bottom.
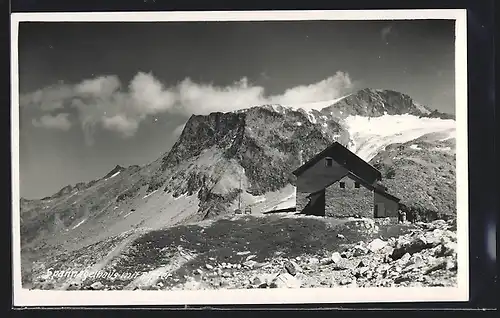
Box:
17, 19, 456, 199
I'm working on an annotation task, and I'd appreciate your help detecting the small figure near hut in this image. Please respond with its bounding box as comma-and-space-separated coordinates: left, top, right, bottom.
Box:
397, 209, 407, 224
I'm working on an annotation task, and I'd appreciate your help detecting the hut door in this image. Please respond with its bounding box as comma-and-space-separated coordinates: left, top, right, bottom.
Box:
375, 203, 385, 217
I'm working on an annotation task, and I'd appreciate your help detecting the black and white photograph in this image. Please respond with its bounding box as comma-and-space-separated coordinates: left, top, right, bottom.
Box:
11, 10, 468, 306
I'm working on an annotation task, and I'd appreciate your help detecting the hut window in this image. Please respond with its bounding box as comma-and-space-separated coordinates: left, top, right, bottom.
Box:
355, 182, 360, 188
339, 182, 345, 189
325, 157, 333, 167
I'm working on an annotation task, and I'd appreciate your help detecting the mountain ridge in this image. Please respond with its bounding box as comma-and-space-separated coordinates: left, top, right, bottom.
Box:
22, 88, 453, 202
19, 88, 457, 260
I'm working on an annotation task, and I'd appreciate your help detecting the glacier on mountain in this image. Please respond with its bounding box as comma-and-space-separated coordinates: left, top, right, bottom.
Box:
342, 114, 456, 162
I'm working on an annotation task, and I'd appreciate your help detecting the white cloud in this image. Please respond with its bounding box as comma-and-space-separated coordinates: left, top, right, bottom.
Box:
269, 71, 352, 105
21, 71, 355, 143
175, 77, 266, 115
32, 113, 72, 131
129, 72, 177, 115
20, 85, 74, 111
75, 75, 121, 97
101, 114, 139, 138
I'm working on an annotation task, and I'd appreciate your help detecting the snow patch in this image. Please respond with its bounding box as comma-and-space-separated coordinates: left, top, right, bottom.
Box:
343, 114, 456, 162
123, 211, 134, 218
295, 122, 303, 126
431, 147, 452, 152
235, 184, 296, 214
72, 218, 86, 230
143, 189, 158, 199
439, 130, 456, 141
174, 194, 187, 201
269, 193, 296, 211
107, 171, 121, 179
281, 95, 351, 112
409, 144, 422, 150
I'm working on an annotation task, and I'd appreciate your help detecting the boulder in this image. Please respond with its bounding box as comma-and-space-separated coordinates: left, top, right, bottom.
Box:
409, 253, 424, 266
67, 282, 82, 290
381, 245, 395, 256
90, 281, 104, 290
357, 260, 367, 268
367, 238, 388, 253
435, 238, 457, 257
243, 260, 258, 269
424, 261, 447, 274
424, 229, 445, 245
398, 253, 412, 265
340, 251, 351, 259
254, 273, 280, 288
339, 277, 354, 286
445, 258, 457, 271
273, 273, 302, 288
284, 260, 297, 276
353, 245, 369, 257
391, 237, 435, 260
331, 252, 342, 264
359, 267, 370, 276
430, 219, 448, 230
250, 276, 262, 286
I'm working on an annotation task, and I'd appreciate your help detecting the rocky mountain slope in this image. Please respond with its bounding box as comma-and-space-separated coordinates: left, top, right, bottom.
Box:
30, 215, 457, 290
19, 88, 457, 279
370, 130, 456, 220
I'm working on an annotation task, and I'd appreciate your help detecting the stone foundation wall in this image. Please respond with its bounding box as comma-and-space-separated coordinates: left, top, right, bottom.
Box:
325, 175, 374, 218
296, 191, 309, 213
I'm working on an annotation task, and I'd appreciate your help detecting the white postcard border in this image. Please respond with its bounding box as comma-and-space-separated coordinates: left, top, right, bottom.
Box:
11, 9, 469, 306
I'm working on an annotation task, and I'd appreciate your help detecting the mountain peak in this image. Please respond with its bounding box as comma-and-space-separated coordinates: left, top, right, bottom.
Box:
319, 88, 434, 118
